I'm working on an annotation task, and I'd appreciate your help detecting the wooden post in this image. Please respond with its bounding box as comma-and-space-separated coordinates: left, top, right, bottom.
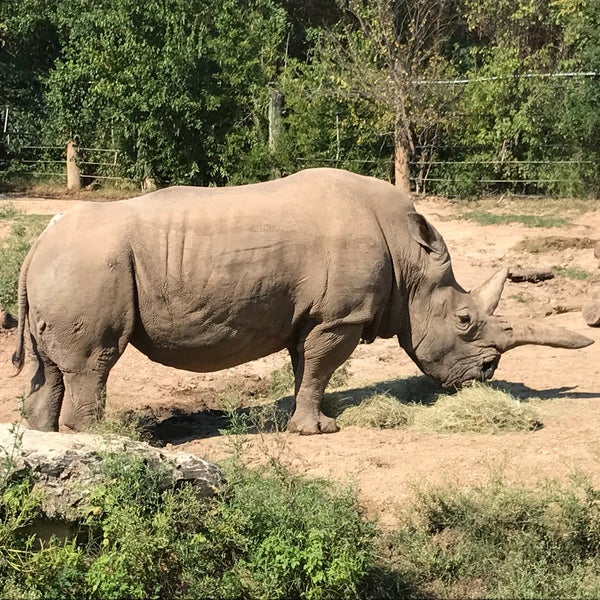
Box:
268, 84, 284, 153
394, 141, 411, 194
66, 141, 81, 191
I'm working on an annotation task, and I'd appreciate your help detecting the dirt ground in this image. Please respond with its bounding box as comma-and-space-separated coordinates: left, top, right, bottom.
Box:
2, 192, 600, 526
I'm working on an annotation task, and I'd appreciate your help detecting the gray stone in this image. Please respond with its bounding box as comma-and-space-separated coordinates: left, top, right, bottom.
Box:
0, 424, 222, 521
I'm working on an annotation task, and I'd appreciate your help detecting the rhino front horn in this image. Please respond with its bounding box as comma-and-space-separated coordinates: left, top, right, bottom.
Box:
473, 267, 509, 316
495, 318, 594, 352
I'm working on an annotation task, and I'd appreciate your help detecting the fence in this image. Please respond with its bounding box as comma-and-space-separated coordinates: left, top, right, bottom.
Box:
0, 143, 129, 188
0, 139, 597, 197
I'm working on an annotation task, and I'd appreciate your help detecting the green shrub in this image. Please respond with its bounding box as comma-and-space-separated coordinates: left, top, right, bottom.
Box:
385, 473, 600, 598
0, 453, 377, 599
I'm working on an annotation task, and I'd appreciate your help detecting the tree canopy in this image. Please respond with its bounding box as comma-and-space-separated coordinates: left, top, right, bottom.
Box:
1, 0, 599, 195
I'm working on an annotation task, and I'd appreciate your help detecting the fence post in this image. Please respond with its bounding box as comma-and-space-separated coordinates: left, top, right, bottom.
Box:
66, 141, 81, 191
268, 84, 284, 153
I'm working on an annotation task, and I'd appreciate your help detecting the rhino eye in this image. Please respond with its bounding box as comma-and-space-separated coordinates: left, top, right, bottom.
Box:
456, 311, 472, 329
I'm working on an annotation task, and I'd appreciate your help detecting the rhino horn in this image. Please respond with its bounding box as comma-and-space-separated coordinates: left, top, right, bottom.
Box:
473, 267, 509, 316
495, 318, 594, 352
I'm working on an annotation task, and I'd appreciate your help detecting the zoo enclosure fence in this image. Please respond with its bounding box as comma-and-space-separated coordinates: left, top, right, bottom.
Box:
0, 143, 127, 188
0, 139, 596, 198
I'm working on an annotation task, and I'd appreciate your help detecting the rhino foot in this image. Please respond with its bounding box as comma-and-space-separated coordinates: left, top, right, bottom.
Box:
287, 412, 339, 435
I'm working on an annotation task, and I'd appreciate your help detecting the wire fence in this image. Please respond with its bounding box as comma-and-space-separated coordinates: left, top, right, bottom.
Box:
0, 144, 130, 185
0, 140, 597, 197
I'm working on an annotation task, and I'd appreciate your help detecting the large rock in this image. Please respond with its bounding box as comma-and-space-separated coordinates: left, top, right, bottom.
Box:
0, 424, 222, 521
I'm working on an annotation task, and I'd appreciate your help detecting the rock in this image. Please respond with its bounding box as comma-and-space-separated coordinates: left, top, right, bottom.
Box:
582, 299, 600, 327
0, 424, 222, 521
0, 305, 17, 329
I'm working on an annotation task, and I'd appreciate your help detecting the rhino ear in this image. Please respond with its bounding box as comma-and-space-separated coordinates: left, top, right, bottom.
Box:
406, 212, 447, 258
472, 267, 509, 316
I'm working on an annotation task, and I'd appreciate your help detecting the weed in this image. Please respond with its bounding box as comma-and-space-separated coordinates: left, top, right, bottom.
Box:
0, 203, 20, 220
553, 265, 590, 280
510, 292, 529, 303
0, 450, 378, 599
267, 361, 351, 399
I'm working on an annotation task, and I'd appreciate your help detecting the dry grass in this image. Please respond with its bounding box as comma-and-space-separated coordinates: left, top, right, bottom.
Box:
412, 383, 541, 434
334, 393, 414, 429
325, 380, 540, 434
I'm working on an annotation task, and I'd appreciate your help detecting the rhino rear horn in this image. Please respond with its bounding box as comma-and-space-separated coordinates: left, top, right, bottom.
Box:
473, 267, 508, 316
495, 318, 594, 352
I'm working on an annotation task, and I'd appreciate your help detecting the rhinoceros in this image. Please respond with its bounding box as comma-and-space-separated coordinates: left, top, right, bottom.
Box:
12, 168, 593, 434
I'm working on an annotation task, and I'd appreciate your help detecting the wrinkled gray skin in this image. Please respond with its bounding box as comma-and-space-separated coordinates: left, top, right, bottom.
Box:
13, 168, 593, 434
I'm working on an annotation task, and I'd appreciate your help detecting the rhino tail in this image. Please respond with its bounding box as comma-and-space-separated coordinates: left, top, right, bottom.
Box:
12, 242, 37, 376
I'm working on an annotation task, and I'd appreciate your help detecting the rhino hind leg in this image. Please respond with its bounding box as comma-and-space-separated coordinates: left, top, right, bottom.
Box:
60, 370, 109, 432
24, 353, 65, 432
287, 323, 362, 435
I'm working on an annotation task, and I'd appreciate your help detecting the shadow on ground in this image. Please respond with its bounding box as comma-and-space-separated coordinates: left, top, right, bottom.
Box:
124, 375, 600, 446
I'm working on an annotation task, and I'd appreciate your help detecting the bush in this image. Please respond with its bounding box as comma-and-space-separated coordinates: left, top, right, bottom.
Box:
0, 453, 377, 599
385, 473, 600, 599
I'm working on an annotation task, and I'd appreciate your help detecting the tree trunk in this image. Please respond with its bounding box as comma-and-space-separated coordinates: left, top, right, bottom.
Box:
394, 137, 411, 195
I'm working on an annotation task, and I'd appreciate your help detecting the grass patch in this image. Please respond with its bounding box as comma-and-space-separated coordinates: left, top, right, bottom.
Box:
553, 265, 591, 280
0, 214, 51, 313
460, 210, 571, 228
325, 380, 540, 434
383, 472, 600, 599
0, 202, 20, 220
510, 292, 530, 303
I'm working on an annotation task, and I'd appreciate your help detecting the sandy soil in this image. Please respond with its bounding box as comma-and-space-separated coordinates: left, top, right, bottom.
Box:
2, 192, 600, 525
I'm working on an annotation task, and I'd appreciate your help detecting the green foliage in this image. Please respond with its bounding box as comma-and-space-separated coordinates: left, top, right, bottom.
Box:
0, 203, 20, 220
3, 0, 600, 193
0, 214, 50, 313
385, 473, 600, 598
0, 452, 377, 599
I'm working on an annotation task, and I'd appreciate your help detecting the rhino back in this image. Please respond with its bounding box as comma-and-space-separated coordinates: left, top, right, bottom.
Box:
124, 171, 394, 369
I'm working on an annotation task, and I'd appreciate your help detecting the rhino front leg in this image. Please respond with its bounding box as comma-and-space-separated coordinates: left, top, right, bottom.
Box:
24, 354, 65, 432
287, 323, 362, 435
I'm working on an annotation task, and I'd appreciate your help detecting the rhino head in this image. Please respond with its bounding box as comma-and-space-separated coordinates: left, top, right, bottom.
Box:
396, 212, 593, 388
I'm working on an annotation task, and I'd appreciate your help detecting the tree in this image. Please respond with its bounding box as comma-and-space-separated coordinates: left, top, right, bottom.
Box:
310, 0, 464, 192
